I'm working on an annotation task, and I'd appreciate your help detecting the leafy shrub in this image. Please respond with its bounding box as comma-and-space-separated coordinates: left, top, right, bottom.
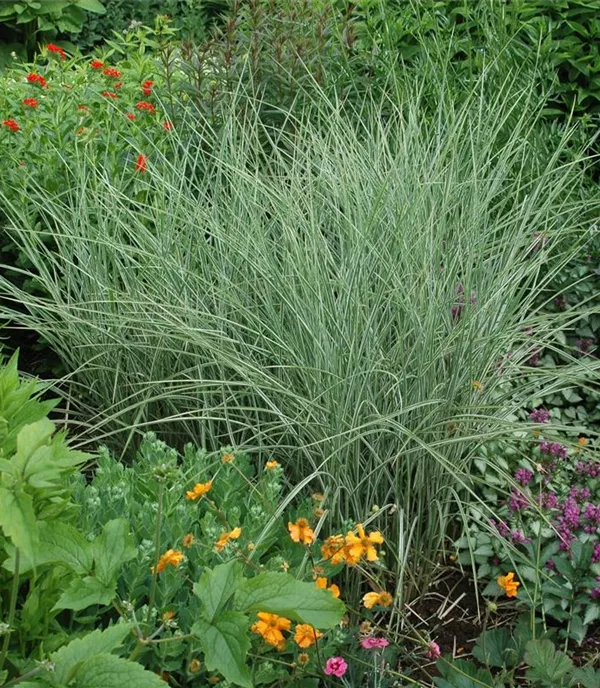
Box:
66, 0, 228, 51
0, 0, 106, 65
437, 628, 600, 688
456, 416, 600, 644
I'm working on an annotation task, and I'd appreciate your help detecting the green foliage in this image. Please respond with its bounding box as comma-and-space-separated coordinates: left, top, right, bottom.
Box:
66, 0, 228, 51
0, 0, 105, 63
439, 628, 600, 688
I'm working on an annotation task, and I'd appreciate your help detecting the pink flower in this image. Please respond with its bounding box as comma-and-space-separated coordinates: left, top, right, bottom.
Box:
426, 641, 441, 659
324, 657, 347, 677
361, 636, 389, 650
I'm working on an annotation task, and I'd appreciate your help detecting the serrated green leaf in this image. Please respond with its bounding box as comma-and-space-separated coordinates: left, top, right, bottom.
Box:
0, 487, 39, 559
53, 576, 115, 611
13, 418, 54, 476
472, 628, 520, 668
570, 666, 600, 688
193, 612, 252, 688
91, 519, 136, 586
525, 639, 573, 686
71, 653, 167, 688
193, 559, 243, 622
235, 572, 344, 628
52, 624, 135, 684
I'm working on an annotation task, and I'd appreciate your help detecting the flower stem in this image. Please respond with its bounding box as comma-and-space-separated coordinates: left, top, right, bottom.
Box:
147, 482, 165, 626
0, 549, 20, 672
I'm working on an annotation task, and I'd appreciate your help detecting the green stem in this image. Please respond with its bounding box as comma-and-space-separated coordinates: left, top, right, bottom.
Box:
147, 482, 165, 626
0, 549, 20, 672
3, 666, 42, 688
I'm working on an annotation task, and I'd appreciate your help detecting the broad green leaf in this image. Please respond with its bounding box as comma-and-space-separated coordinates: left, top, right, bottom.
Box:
472, 628, 520, 668
4, 521, 93, 575
39, 521, 93, 574
193, 559, 243, 622
53, 576, 115, 611
193, 612, 252, 688
234, 572, 344, 628
70, 653, 167, 688
434, 658, 494, 688
0, 486, 39, 559
13, 418, 54, 476
35, 0, 69, 13
525, 639, 573, 686
75, 0, 106, 12
52, 624, 134, 684
91, 519, 136, 586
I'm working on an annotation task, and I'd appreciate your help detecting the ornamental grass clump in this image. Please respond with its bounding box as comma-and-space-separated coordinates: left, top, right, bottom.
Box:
0, 76, 598, 595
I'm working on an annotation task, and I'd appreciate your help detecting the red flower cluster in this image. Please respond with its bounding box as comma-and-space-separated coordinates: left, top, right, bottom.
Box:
103, 67, 121, 78
142, 80, 154, 96
22, 98, 39, 108
135, 154, 148, 172
3, 119, 20, 132
136, 101, 155, 114
27, 73, 47, 88
90, 60, 104, 69
102, 91, 119, 99
47, 43, 66, 60
162, 120, 173, 131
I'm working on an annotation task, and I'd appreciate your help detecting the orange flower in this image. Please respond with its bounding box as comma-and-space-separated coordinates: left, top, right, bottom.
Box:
215, 526, 242, 552
362, 591, 392, 609
152, 549, 184, 573
294, 623, 323, 648
162, 610, 175, 621
135, 153, 148, 173
497, 572, 520, 598
265, 460, 279, 470
221, 452, 235, 464
251, 612, 291, 646
315, 577, 340, 598
321, 534, 346, 564
344, 524, 384, 564
288, 518, 315, 545
182, 533, 195, 548
578, 437, 588, 447
186, 480, 212, 501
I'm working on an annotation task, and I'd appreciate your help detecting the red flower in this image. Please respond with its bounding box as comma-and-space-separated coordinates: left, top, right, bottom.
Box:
90, 60, 104, 69
76, 126, 86, 136
135, 154, 148, 173
27, 73, 47, 88
22, 98, 39, 108
103, 67, 121, 78
102, 91, 119, 99
47, 43, 66, 60
136, 101, 155, 114
162, 120, 173, 131
114, 81, 122, 89
77, 105, 89, 111
125, 113, 135, 120
142, 79, 154, 95
3, 119, 20, 132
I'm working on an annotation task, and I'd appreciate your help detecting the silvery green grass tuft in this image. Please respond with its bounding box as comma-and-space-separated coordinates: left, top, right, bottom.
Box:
0, 73, 599, 601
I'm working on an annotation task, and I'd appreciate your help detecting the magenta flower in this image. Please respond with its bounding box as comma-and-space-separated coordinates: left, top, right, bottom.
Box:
361, 637, 390, 650
426, 641, 441, 659
324, 656, 348, 677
